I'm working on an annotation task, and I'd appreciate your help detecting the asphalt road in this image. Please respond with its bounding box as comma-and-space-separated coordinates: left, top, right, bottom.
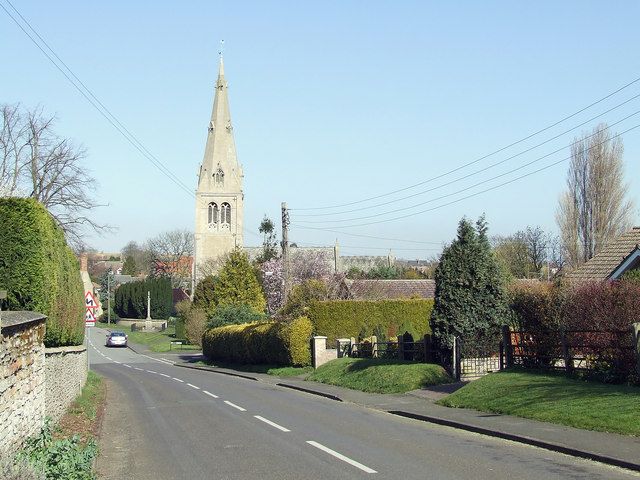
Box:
89, 327, 639, 480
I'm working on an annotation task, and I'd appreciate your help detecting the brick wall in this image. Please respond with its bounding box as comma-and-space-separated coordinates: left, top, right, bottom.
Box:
0, 313, 46, 455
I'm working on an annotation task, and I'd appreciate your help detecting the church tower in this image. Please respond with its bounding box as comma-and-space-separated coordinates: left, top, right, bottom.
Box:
194, 56, 244, 280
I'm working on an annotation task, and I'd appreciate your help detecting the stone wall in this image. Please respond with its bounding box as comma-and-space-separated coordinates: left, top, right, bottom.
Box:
45, 345, 87, 424
0, 312, 46, 455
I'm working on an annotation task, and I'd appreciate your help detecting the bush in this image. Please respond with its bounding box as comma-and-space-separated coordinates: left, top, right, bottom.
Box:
193, 275, 217, 316
173, 300, 190, 339
207, 303, 267, 329
0, 198, 84, 347
185, 308, 207, 347
280, 279, 329, 318
114, 277, 172, 319
202, 316, 313, 366
212, 248, 266, 313
308, 299, 433, 345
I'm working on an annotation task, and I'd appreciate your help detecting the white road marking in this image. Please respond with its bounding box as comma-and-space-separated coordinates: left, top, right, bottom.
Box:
224, 401, 246, 412
140, 354, 174, 365
135, 367, 144, 371
253, 415, 290, 432
187, 383, 200, 390
113, 361, 121, 364
105, 357, 112, 361
123, 364, 132, 368
172, 377, 184, 383
159, 373, 171, 378
146, 370, 158, 374
203, 390, 218, 399
306, 441, 377, 474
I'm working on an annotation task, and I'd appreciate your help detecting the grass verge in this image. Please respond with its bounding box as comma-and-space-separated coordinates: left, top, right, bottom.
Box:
57, 371, 107, 442
438, 369, 640, 436
101, 322, 200, 353
307, 357, 452, 394
197, 359, 313, 377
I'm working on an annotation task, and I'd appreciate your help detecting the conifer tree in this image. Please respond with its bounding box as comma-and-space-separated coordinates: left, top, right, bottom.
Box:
193, 275, 218, 316
122, 255, 137, 275
430, 216, 508, 349
213, 248, 266, 313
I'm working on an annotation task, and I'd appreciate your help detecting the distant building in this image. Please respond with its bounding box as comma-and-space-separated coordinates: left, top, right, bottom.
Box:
567, 227, 640, 281
343, 279, 435, 300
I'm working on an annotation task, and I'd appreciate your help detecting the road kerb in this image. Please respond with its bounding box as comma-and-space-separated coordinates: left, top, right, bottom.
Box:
387, 410, 640, 473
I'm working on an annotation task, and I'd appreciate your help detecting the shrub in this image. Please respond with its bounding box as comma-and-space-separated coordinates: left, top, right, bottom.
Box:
207, 303, 267, 329
280, 279, 329, 318
202, 316, 313, 366
308, 299, 433, 345
193, 275, 217, 316
0, 198, 84, 347
173, 300, 190, 339
185, 308, 207, 347
114, 277, 172, 319
212, 248, 266, 313
621, 269, 640, 284
431, 216, 508, 349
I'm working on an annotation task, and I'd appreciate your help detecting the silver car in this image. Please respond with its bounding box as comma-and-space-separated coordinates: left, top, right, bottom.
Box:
105, 331, 128, 347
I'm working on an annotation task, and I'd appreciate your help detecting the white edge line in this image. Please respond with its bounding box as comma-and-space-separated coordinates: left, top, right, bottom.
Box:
187, 383, 200, 390
224, 400, 246, 412
172, 377, 184, 382
306, 441, 377, 474
253, 415, 290, 432
203, 390, 219, 399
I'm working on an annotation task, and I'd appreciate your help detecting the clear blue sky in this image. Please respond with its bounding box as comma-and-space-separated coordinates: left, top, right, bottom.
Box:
3, 1, 639, 257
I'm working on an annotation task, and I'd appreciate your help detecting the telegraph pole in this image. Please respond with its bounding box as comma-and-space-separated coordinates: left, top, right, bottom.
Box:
107, 272, 111, 325
281, 202, 291, 303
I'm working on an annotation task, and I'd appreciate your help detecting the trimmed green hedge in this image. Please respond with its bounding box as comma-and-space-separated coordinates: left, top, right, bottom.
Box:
114, 277, 173, 319
0, 198, 84, 346
202, 317, 313, 366
309, 299, 433, 344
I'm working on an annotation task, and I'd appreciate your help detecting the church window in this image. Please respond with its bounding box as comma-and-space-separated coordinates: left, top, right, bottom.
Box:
214, 166, 225, 186
208, 202, 219, 225
221, 202, 231, 225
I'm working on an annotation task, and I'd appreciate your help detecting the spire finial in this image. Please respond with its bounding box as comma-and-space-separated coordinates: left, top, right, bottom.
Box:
218, 39, 225, 76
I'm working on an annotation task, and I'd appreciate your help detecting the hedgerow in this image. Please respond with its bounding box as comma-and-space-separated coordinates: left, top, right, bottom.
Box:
308, 299, 433, 345
114, 277, 173, 319
0, 198, 84, 346
202, 316, 313, 366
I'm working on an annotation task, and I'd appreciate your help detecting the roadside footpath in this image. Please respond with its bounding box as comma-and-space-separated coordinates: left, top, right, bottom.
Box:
175, 359, 640, 473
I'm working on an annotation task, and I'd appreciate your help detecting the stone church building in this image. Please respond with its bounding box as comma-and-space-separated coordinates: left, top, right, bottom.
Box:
194, 57, 402, 282
194, 57, 243, 281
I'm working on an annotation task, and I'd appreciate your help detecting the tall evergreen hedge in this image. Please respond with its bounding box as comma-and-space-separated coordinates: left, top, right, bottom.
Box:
308, 299, 433, 344
0, 198, 84, 346
114, 277, 173, 319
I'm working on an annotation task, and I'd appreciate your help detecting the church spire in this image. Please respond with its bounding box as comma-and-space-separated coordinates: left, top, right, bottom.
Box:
197, 51, 242, 191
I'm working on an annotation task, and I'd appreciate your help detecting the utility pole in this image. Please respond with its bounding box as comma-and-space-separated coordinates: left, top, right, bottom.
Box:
281, 202, 291, 303
107, 271, 111, 325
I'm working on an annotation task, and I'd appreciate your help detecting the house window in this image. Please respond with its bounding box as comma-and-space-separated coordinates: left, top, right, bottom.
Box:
208, 202, 219, 225
221, 202, 231, 225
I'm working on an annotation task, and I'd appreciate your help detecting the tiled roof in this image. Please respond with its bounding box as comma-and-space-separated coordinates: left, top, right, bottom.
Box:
567, 227, 640, 281
345, 279, 435, 300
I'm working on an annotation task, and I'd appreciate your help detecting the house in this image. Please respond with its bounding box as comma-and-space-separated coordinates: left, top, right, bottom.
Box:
567, 227, 640, 281
343, 279, 436, 300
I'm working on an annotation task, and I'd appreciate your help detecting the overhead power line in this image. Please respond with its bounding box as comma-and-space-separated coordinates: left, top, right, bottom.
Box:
1, 0, 194, 197
290, 226, 444, 245
290, 75, 640, 212
292, 94, 640, 218
292, 122, 640, 229
292, 112, 640, 225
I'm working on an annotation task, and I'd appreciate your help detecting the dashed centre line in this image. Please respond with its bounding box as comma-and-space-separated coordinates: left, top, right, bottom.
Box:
135, 367, 144, 371
172, 377, 184, 383
306, 441, 377, 474
203, 390, 219, 399
254, 415, 291, 432
146, 370, 158, 374
224, 400, 246, 412
159, 373, 171, 378
123, 364, 132, 368
187, 383, 200, 390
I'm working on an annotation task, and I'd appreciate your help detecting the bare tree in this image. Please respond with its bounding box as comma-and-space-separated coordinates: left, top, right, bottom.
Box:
146, 229, 194, 288
121, 240, 151, 275
0, 103, 110, 247
523, 226, 549, 274
556, 123, 635, 268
